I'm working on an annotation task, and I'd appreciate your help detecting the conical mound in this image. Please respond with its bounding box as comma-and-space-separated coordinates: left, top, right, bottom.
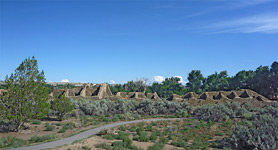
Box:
183, 92, 198, 99
227, 91, 239, 99
128, 92, 136, 98
214, 92, 226, 100
147, 92, 161, 100
199, 92, 210, 100
239, 90, 251, 98
256, 96, 263, 101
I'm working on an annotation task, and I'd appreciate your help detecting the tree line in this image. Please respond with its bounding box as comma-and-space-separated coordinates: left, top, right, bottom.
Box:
110, 61, 278, 99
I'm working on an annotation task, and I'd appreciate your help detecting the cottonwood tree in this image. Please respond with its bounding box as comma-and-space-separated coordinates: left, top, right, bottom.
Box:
186, 70, 204, 93
0, 56, 50, 131
270, 61, 278, 99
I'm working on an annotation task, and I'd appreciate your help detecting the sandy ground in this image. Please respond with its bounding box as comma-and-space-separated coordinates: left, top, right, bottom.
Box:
0, 118, 104, 141
54, 135, 183, 150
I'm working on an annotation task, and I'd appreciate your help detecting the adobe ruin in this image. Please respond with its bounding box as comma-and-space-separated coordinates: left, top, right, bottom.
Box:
169, 89, 273, 107
50, 83, 161, 101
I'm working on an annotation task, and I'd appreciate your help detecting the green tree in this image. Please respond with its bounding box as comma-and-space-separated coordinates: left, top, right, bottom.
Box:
50, 95, 75, 121
150, 82, 162, 96
250, 66, 271, 97
203, 71, 230, 91
160, 77, 185, 98
109, 84, 125, 94
186, 70, 204, 93
123, 78, 149, 93
0, 56, 50, 131
270, 61, 278, 99
229, 70, 254, 90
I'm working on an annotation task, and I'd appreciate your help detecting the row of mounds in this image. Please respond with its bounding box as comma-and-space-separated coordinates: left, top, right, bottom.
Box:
49, 83, 116, 100
116, 92, 161, 101
169, 89, 273, 107
50, 83, 161, 101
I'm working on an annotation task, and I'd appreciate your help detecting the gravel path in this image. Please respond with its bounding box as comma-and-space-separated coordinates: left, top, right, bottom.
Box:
10, 118, 184, 150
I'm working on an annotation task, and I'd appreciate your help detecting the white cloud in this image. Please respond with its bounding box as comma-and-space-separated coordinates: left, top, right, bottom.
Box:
153, 75, 165, 83
61, 79, 70, 83
110, 80, 116, 84
207, 14, 278, 34
175, 75, 187, 84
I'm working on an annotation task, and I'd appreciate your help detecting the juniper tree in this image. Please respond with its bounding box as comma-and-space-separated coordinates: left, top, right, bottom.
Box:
51, 95, 75, 121
0, 56, 50, 131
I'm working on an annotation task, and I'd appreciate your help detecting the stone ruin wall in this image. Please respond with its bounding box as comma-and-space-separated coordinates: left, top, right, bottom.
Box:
169, 89, 273, 107
50, 83, 161, 101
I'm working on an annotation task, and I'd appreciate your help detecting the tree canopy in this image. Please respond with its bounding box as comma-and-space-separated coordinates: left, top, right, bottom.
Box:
0, 56, 50, 131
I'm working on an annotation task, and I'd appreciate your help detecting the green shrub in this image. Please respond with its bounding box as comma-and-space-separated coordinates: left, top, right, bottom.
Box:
58, 122, 74, 133
149, 133, 158, 141
129, 126, 136, 132
98, 129, 108, 136
147, 142, 165, 150
114, 131, 128, 140
112, 115, 119, 122
168, 134, 176, 140
119, 125, 126, 131
95, 143, 111, 150
45, 124, 55, 131
215, 131, 224, 136
159, 136, 168, 144
103, 134, 114, 140
146, 124, 153, 131
31, 119, 41, 125
55, 123, 62, 126
138, 132, 149, 142
29, 135, 56, 143
81, 145, 91, 150
230, 114, 278, 150
45, 125, 55, 131
51, 95, 75, 121
194, 102, 249, 122
242, 112, 256, 120
74, 98, 192, 117
122, 137, 132, 147
177, 139, 187, 148
0, 136, 27, 148
191, 136, 209, 149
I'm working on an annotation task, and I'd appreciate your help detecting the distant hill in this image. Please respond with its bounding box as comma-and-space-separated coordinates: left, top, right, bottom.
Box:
46, 82, 89, 87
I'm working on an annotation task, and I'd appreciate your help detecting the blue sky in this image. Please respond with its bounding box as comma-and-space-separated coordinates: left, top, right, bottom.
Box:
0, 0, 277, 84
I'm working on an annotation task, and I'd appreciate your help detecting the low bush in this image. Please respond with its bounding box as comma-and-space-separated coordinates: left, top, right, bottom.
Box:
81, 146, 91, 150
45, 125, 55, 131
103, 134, 114, 140
147, 142, 165, 150
149, 133, 158, 141
159, 136, 168, 144
74, 99, 192, 117
31, 119, 41, 125
177, 139, 187, 148
0, 136, 27, 148
95, 143, 111, 150
58, 122, 74, 133
29, 134, 56, 143
194, 102, 247, 122
230, 114, 278, 150
112, 137, 142, 150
